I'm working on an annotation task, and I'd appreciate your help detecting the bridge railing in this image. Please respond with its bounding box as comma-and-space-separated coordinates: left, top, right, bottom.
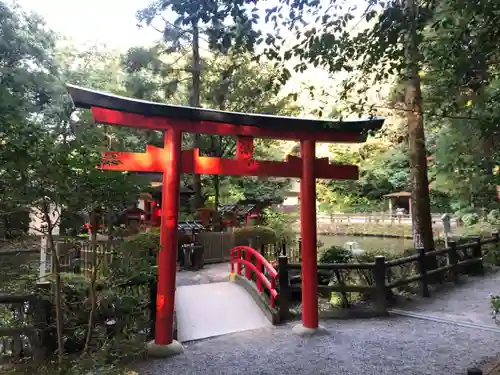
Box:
230, 246, 278, 309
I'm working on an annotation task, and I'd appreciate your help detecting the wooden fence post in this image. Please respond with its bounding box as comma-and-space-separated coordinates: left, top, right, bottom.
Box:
416, 247, 430, 297
149, 276, 157, 341
373, 256, 388, 315
35, 282, 56, 353
31, 284, 52, 361
281, 240, 287, 257
448, 240, 459, 284
471, 236, 484, 275
278, 255, 290, 321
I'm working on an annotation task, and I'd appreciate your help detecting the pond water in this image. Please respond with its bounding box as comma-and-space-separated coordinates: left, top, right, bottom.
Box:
317, 234, 413, 253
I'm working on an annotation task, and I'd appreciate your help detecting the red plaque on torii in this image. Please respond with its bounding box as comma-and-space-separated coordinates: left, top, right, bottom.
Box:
67, 84, 384, 349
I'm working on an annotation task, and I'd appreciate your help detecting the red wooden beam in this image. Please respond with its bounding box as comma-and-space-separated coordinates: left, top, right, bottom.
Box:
101, 145, 359, 180
236, 136, 254, 160
91, 107, 363, 143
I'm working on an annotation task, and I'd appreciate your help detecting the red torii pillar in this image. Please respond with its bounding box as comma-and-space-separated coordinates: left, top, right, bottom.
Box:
156, 128, 182, 346
299, 140, 319, 330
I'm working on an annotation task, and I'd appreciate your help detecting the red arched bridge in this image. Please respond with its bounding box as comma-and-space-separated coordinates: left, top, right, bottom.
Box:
174, 245, 285, 342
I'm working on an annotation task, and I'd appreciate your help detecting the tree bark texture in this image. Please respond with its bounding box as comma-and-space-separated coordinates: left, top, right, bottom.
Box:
190, 18, 204, 209
405, 0, 435, 252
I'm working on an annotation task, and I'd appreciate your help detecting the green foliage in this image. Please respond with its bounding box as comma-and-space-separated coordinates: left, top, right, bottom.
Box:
456, 222, 498, 238
106, 233, 159, 284
41, 270, 151, 357
491, 294, 500, 325
317, 142, 409, 212
318, 246, 352, 264
262, 208, 296, 246
461, 213, 480, 227
487, 210, 500, 225
233, 225, 277, 247
137, 0, 260, 55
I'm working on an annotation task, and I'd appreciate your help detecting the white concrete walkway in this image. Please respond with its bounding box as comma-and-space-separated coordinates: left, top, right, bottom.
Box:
175, 281, 271, 342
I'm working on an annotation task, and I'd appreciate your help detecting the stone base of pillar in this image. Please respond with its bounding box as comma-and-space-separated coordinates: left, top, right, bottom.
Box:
146, 340, 184, 358
291, 323, 328, 337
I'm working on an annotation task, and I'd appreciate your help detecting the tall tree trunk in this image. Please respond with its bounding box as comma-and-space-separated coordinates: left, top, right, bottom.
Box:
191, 18, 203, 209
405, 0, 435, 252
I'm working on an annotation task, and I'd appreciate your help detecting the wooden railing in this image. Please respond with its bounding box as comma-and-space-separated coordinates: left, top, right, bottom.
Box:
0, 291, 52, 363
0, 276, 158, 364
317, 213, 457, 226
277, 232, 499, 319
230, 246, 279, 309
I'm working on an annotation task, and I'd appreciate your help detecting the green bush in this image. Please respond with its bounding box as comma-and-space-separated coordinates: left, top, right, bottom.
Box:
120, 232, 160, 254
352, 248, 415, 287
147, 227, 192, 244
461, 213, 480, 226
261, 208, 296, 245
354, 247, 414, 264
108, 233, 158, 284
319, 246, 352, 264
491, 295, 500, 325
233, 225, 277, 247
457, 222, 497, 238
487, 209, 500, 225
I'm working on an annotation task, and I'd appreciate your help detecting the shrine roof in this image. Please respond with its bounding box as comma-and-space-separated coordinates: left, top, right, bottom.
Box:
67, 85, 384, 137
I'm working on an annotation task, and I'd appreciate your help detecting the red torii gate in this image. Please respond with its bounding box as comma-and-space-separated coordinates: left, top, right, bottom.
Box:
67, 85, 384, 353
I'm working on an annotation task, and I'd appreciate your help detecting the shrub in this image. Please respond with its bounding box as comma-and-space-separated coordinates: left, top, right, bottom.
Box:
487, 209, 500, 225
108, 233, 158, 284
233, 225, 277, 247
492, 295, 500, 325
350, 248, 412, 288
261, 208, 296, 245
319, 246, 352, 264
317, 246, 353, 307
120, 232, 159, 254
461, 213, 480, 226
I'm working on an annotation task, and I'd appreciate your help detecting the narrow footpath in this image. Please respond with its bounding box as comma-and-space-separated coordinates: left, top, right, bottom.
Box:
140, 265, 500, 375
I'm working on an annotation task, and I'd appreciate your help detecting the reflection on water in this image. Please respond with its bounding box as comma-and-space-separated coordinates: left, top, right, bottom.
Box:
317, 235, 413, 252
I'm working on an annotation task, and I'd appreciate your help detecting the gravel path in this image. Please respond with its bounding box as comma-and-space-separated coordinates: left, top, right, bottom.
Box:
141, 317, 500, 375
394, 273, 499, 327
138, 265, 500, 374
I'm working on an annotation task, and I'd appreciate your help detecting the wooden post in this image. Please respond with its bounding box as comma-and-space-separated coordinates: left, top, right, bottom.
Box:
373, 256, 388, 315
493, 231, 499, 243
278, 255, 290, 321
34, 282, 55, 355
416, 247, 430, 297
471, 236, 484, 275
32, 289, 49, 361
448, 240, 459, 284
